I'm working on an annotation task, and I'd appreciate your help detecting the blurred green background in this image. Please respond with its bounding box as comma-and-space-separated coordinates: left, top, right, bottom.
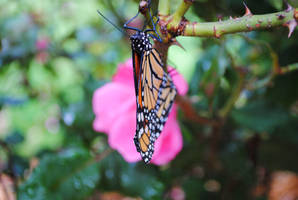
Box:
0, 0, 298, 199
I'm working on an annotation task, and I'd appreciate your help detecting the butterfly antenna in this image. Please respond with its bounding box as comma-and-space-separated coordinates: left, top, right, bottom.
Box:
123, 12, 142, 32
97, 10, 126, 35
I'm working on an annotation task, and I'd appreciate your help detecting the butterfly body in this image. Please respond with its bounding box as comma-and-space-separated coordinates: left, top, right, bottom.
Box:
130, 31, 152, 54
130, 31, 177, 163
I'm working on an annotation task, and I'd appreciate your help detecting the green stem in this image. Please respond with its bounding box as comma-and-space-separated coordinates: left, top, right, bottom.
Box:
218, 70, 246, 118
168, 0, 193, 28
171, 8, 296, 38
159, 0, 170, 16
279, 62, 298, 74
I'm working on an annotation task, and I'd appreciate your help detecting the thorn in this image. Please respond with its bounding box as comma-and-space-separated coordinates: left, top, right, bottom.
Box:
285, 2, 293, 12
276, 14, 285, 20
217, 14, 223, 22
213, 26, 220, 38
171, 38, 185, 51
284, 20, 297, 38
267, 19, 272, 28
246, 24, 253, 31
243, 2, 252, 16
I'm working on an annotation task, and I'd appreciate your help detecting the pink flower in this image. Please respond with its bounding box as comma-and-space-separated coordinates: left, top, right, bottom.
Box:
35, 37, 49, 63
35, 37, 49, 51
92, 59, 188, 165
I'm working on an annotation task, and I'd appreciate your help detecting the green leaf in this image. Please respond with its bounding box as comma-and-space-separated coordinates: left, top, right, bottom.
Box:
195, 45, 229, 102
98, 153, 164, 199
27, 61, 53, 93
183, 178, 205, 199
266, 72, 298, 106
266, 0, 282, 10
10, 100, 63, 157
4, 131, 24, 145
120, 165, 164, 199
231, 100, 289, 132
18, 147, 100, 200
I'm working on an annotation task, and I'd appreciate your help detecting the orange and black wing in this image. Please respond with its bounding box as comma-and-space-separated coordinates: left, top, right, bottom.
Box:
133, 48, 177, 163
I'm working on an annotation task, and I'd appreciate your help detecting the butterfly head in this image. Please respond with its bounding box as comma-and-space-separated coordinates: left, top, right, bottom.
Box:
130, 31, 152, 54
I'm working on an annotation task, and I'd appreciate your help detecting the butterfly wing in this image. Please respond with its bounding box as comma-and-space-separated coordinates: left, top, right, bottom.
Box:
133, 48, 177, 163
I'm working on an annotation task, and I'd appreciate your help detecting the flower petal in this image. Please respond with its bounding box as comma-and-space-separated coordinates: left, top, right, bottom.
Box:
92, 82, 134, 133
112, 59, 134, 86
169, 66, 188, 96
108, 112, 141, 162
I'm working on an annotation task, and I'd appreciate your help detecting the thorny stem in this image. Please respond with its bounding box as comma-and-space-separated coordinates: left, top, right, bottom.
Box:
168, 0, 194, 28
138, 1, 297, 69
169, 7, 297, 38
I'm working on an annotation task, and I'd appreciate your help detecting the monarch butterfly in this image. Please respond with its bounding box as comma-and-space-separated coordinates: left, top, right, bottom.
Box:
124, 8, 177, 163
